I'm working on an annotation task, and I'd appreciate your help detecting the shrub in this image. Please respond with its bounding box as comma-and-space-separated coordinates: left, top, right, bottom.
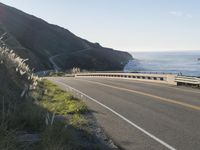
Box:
10, 100, 46, 132
0, 126, 19, 150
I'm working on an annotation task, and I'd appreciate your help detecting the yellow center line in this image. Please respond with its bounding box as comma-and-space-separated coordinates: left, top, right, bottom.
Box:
99, 77, 200, 94
129, 80, 200, 94
76, 79, 200, 111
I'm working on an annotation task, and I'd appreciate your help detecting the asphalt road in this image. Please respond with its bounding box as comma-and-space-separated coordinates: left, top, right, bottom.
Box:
49, 77, 200, 150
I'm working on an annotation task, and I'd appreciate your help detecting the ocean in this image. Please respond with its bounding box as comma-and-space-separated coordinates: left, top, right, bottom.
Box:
124, 51, 200, 77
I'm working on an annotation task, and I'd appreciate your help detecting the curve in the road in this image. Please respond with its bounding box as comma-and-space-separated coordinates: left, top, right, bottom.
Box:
76, 79, 200, 111
49, 77, 200, 150
54, 80, 176, 150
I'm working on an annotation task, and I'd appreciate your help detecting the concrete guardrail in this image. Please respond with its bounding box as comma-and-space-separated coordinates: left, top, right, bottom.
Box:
175, 76, 200, 86
76, 73, 200, 87
76, 73, 177, 85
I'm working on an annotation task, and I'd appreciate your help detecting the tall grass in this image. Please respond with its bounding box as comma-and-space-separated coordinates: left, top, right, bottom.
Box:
0, 34, 41, 149
0, 34, 110, 150
0, 33, 40, 93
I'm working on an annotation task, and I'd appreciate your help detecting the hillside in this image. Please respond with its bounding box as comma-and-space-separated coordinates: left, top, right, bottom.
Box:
0, 2, 132, 71
0, 61, 22, 101
0, 41, 113, 150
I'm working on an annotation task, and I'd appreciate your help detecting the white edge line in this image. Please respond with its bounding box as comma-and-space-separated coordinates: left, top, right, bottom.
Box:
54, 80, 176, 150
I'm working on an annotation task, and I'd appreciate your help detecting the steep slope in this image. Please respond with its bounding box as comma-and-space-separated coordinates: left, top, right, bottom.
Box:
55, 47, 132, 71
0, 43, 114, 150
0, 40, 33, 101
0, 2, 132, 71
0, 63, 22, 101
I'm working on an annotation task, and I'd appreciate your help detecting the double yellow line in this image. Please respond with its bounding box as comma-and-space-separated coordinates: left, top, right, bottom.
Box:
76, 79, 200, 111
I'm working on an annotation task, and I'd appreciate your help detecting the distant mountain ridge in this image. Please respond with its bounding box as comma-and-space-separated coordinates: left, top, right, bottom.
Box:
0, 2, 133, 71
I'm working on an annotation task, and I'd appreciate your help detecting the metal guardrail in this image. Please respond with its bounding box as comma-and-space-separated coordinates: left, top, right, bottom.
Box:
175, 76, 200, 85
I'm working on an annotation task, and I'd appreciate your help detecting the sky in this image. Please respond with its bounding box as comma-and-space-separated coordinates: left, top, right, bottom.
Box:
1, 0, 200, 52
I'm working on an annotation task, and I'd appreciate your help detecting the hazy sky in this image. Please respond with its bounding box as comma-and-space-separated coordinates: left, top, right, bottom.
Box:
1, 0, 200, 52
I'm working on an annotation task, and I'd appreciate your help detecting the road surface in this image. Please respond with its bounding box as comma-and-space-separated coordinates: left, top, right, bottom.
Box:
49, 77, 200, 150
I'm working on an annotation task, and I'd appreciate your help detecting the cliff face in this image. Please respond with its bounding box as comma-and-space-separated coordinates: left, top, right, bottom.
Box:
0, 2, 132, 71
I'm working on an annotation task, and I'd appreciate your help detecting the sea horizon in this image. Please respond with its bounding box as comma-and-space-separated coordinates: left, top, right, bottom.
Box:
125, 51, 200, 76
129, 50, 200, 53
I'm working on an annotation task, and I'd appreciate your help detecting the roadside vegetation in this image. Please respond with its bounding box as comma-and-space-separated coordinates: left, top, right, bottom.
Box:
0, 38, 111, 150
1, 79, 108, 150
47, 68, 80, 77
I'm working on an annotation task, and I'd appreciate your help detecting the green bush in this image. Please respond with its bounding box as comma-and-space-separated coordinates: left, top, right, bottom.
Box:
37, 80, 88, 116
